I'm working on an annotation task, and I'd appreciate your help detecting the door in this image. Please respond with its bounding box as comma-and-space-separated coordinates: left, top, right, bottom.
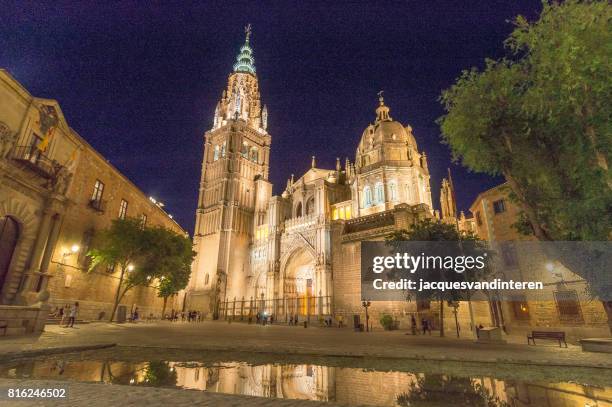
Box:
0, 216, 19, 293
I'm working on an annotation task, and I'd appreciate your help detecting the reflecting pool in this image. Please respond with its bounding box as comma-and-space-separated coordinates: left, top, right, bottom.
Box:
1, 357, 610, 406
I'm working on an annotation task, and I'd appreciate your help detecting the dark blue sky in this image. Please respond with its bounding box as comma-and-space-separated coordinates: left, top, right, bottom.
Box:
1, 1, 541, 232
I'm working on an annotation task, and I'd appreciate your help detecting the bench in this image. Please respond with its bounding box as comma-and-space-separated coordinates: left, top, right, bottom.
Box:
527, 331, 567, 347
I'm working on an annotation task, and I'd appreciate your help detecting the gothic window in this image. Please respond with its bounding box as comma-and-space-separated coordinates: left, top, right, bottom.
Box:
250, 147, 258, 163
295, 202, 303, 217
213, 145, 220, 161
389, 181, 398, 201
404, 184, 412, 203
241, 142, 248, 158
363, 186, 373, 207
221, 141, 226, 158
305, 197, 315, 215
204, 274, 209, 285
375, 182, 384, 203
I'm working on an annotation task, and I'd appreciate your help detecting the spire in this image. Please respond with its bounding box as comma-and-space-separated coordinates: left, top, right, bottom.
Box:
233, 24, 256, 74
375, 90, 391, 123
311, 155, 316, 168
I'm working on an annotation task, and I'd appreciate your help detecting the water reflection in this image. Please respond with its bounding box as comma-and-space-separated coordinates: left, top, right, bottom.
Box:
1, 359, 610, 407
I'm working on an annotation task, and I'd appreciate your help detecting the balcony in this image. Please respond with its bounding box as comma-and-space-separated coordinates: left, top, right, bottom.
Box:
88, 199, 106, 213
12, 146, 61, 179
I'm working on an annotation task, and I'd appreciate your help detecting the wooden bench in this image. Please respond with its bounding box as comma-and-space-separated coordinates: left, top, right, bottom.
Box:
527, 331, 567, 347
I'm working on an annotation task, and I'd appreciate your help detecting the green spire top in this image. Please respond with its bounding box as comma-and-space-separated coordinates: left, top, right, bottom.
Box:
233, 24, 256, 74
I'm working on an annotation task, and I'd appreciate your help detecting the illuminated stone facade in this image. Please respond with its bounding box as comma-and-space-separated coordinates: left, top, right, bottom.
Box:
469, 183, 609, 338
0, 70, 186, 332
186, 30, 451, 325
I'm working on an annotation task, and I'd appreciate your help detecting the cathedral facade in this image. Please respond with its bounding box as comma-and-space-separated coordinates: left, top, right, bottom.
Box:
186, 29, 455, 324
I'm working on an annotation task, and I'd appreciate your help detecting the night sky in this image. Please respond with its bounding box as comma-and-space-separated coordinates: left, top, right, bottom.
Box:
2, 1, 542, 233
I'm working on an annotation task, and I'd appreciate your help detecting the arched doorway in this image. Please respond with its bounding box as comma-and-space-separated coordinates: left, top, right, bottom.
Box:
0, 216, 19, 293
282, 247, 316, 318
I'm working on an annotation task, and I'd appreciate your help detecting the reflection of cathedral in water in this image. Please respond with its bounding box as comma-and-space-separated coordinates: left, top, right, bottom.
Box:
1, 358, 611, 407
173, 363, 336, 402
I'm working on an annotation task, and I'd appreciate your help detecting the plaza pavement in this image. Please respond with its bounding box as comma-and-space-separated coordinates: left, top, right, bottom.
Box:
1, 320, 610, 368
0, 378, 348, 407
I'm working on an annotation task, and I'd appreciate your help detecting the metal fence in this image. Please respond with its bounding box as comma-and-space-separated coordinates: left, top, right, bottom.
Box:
218, 295, 333, 323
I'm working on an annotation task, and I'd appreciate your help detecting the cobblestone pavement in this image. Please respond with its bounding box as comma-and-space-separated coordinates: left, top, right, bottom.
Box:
0, 321, 610, 368
0, 378, 350, 407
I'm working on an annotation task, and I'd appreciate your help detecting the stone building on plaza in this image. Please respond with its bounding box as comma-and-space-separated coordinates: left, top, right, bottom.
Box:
469, 183, 609, 338
0, 69, 186, 335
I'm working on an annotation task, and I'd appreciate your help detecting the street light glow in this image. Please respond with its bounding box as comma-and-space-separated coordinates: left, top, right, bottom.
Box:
127, 264, 135, 271
71, 244, 80, 253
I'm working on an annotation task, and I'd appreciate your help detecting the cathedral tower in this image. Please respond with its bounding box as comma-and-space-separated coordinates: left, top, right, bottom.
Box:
187, 26, 272, 317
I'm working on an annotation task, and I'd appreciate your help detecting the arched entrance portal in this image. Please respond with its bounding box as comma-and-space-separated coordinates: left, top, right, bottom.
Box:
0, 216, 19, 293
282, 247, 317, 319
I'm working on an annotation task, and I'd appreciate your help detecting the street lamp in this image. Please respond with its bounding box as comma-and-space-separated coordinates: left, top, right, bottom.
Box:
361, 299, 371, 332
61, 244, 80, 262
127, 264, 135, 272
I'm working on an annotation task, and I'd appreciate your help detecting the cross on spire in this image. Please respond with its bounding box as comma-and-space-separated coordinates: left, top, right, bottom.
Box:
377, 90, 385, 105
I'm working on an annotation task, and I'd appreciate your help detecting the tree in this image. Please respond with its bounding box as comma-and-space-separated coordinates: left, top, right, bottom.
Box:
387, 219, 493, 338
438, 1, 612, 327
87, 218, 149, 322
87, 218, 194, 322
143, 226, 195, 317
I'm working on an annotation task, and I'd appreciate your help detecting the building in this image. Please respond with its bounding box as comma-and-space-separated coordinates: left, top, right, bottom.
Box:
469, 183, 609, 338
186, 29, 476, 329
0, 69, 186, 335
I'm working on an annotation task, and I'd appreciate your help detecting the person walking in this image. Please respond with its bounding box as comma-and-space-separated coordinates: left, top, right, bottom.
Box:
421, 317, 428, 335
411, 315, 417, 335
337, 314, 344, 328
67, 302, 79, 328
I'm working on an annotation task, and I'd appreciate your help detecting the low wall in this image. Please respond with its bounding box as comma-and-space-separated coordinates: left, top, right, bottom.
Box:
0, 304, 48, 336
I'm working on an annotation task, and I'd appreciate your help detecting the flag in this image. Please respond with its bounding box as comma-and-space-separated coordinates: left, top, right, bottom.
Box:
37, 126, 55, 152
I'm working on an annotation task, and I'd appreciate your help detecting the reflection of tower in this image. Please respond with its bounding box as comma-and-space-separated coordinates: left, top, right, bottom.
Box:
187, 25, 272, 317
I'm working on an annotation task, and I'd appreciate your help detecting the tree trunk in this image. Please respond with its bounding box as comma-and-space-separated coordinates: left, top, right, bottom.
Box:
603, 301, 612, 336
162, 296, 168, 318
109, 265, 127, 322
502, 170, 553, 241
439, 299, 445, 337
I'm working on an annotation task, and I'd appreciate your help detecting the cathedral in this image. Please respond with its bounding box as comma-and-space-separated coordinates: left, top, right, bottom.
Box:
185, 28, 466, 323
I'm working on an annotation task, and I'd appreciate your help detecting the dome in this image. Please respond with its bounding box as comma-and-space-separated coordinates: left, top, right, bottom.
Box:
355, 95, 420, 169
357, 113, 418, 155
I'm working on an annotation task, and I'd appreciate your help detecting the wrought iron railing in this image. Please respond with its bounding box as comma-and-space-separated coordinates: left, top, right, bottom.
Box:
12, 145, 60, 178
88, 198, 106, 212
217, 295, 333, 323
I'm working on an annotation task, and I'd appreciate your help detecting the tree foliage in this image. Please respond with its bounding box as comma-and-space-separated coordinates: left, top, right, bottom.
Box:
439, 0, 611, 244
87, 218, 194, 322
387, 219, 494, 336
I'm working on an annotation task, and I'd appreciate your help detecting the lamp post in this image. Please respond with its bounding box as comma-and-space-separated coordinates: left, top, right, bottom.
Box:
361, 299, 371, 332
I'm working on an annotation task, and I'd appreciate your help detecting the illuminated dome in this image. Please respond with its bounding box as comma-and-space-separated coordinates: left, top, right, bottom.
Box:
356, 95, 419, 169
